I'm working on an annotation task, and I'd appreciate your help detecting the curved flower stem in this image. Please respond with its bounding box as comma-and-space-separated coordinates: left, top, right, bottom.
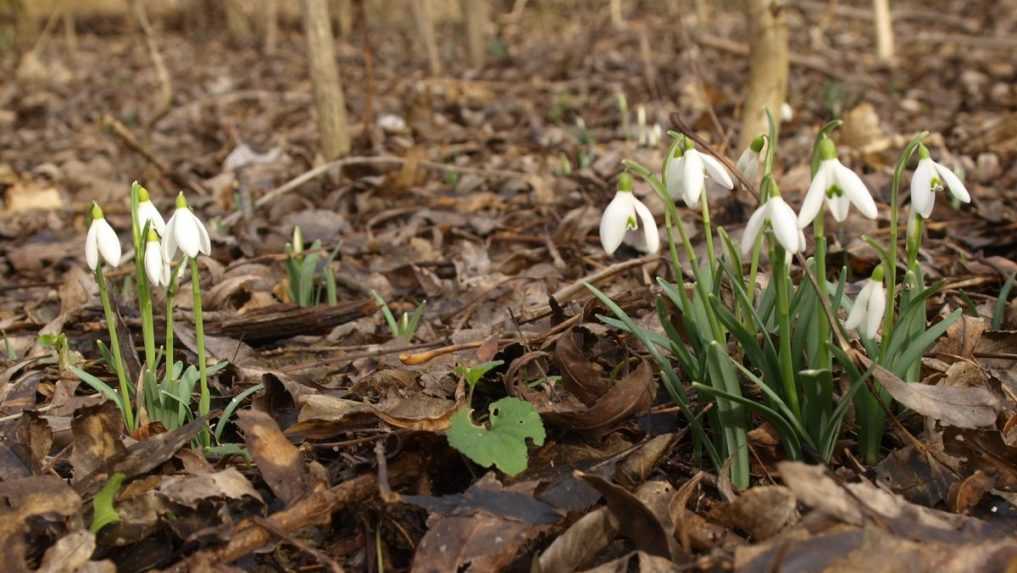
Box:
129, 183, 157, 377
96, 268, 135, 432
190, 258, 210, 446
880, 132, 928, 361
700, 197, 717, 279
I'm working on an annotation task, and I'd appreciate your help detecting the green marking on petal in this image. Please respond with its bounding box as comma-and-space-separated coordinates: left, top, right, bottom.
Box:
626, 215, 638, 230
825, 184, 843, 199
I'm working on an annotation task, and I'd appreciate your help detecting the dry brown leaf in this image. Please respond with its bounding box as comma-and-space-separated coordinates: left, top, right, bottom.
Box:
159, 467, 264, 508
708, 485, 798, 541
37, 530, 99, 573
237, 410, 318, 505
575, 471, 679, 561
69, 401, 126, 481
865, 359, 1001, 429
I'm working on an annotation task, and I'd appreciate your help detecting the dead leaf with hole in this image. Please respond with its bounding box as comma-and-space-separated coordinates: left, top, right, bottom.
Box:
69, 401, 126, 481
0, 476, 83, 573
37, 530, 109, 573
238, 409, 320, 505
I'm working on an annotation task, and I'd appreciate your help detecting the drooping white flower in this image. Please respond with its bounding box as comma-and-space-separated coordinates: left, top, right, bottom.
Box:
798, 137, 878, 228
600, 174, 659, 255
144, 231, 170, 287
740, 191, 802, 256
136, 185, 165, 236
85, 202, 122, 270
162, 192, 211, 261
910, 144, 970, 219
735, 135, 766, 185
665, 142, 734, 207
845, 268, 887, 340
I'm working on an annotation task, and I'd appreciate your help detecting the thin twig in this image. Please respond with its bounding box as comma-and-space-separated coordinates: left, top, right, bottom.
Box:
101, 114, 206, 196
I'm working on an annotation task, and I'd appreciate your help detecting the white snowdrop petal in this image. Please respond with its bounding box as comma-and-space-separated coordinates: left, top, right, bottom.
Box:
194, 215, 212, 255
770, 198, 801, 253
162, 212, 179, 261
910, 159, 936, 218
96, 219, 122, 268
828, 193, 850, 222
835, 162, 878, 219
145, 241, 164, 287
933, 161, 971, 204
175, 209, 202, 258
741, 204, 768, 256
632, 196, 660, 254
844, 282, 872, 332
798, 162, 832, 228
701, 153, 734, 189
137, 201, 166, 236
85, 223, 100, 271
865, 281, 886, 339
682, 150, 705, 208
600, 193, 634, 255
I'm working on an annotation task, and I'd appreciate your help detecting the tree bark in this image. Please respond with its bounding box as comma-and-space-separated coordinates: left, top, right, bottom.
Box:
262, 0, 279, 54
224, 0, 254, 46
412, 0, 442, 76
333, 0, 354, 37
872, 0, 894, 63
738, 0, 789, 151
460, 0, 489, 69
301, 0, 352, 160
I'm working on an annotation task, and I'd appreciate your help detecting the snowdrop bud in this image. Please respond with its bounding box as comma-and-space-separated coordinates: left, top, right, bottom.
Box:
144, 229, 169, 287
85, 202, 122, 271
599, 173, 660, 256
780, 102, 793, 122
736, 135, 766, 183
292, 225, 304, 255
135, 185, 166, 237
740, 180, 802, 256
799, 137, 878, 228
845, 265, 887, 340
162, 192, 211, 261
910, 144, 971, 219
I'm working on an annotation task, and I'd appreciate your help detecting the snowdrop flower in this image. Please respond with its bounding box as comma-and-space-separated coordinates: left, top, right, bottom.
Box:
798, 137, 878, 228
735, 135, 766, 184
85, 202, 122, 270
600, 173, 659, 255
143, 230, 170, 287
740, 181, 802, 256
136, 185, 165, 236
665, 141, 734, 207
910, 144, 970, 219
845, 266, 887, 340
162, 192, 211, 261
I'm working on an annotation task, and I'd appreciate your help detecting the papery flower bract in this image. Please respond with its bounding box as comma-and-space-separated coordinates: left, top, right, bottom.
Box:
845, 267, 887, 340
736, 135, 766, 185
666, 142, 734, 207
798, 137, 878, 228
144, 230, 170, 287
136, 186, 166, 236
741, 193, 802, 256
600, 174, 659, 255
85, 202, 122, 270
910, 144, 970, 219
162, 192, 211, 261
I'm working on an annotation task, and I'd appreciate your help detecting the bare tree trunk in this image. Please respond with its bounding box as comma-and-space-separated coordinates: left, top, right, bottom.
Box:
262, 0, 279, 54
460, 0, 489, 69
738, 0, 788, 151
872, 0, 894, 63
411, 0, 442, 76
694, 0, 711, 23
610, 0, 623, 28
333, 0, 353, 38
225, 0, 254, 46
130, 0, 173, 127
301, 0, 351, 160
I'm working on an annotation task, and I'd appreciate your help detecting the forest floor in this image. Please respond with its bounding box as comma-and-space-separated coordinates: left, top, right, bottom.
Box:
2, 1, 1017, 571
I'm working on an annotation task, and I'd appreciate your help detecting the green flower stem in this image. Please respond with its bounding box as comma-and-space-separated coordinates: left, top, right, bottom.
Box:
191, 258, 210, 446
812, 210, 833, 430
164, 264, 179, 384
130, 184, 157, 376
771, 241, 801, 420
700, 196, 717, 279
96, 268, 135, 432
